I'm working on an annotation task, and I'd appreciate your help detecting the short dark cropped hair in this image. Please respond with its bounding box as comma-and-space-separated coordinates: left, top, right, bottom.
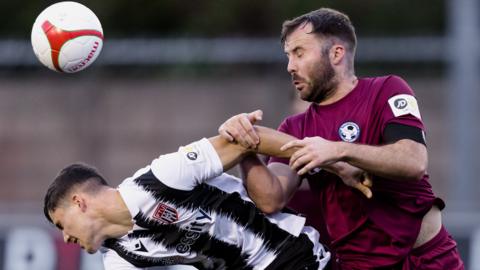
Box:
281, 8, 357, 53
43, 163, 108, 223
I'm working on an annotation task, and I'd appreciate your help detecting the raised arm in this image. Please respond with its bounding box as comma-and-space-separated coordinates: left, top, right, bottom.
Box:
208, 126, 297, 171
209, 125, 372, 213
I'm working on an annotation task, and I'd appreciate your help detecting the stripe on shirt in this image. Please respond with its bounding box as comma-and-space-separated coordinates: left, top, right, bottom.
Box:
133, 170, 293, 258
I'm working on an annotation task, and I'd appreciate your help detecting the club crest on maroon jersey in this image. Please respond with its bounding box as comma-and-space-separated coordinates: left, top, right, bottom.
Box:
338, 122, 360, 142
152, 203, 179, 224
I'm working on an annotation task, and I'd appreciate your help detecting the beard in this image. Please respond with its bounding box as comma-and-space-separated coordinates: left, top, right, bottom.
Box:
293, 54, 338, 103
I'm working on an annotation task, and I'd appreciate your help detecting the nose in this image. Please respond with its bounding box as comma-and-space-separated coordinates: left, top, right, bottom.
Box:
63, 232, 71, 243
287, 58, 297, 74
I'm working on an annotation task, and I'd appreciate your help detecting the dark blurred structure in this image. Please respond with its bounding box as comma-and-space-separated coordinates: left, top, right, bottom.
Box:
0, 0, 478, 269
1, 0, 444, 37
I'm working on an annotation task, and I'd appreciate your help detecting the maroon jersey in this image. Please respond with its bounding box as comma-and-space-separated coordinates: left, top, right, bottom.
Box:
270, 75, 444, 268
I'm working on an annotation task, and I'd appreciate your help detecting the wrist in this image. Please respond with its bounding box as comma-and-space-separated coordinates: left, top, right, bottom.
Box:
336, 141, 350, 162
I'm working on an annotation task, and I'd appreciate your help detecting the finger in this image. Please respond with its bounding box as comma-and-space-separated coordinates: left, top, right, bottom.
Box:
296, 159, 316, 175
281, 140, 305, 151
226, 125, 252, 148
226, 116, 253, 148
354, 183, 373, 199
239, 116, 259, 145
219, 128, 234, 142
289, 147, 309, 167
221, 115, 246, 139
248, 110, 263, 122
362, 172, 373, 187
236, 120, 255, 148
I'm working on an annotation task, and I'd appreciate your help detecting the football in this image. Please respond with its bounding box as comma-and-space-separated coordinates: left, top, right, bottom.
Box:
31, 1, 104, 73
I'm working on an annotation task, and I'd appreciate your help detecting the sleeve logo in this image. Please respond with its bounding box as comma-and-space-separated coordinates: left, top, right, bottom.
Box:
186, 152, 198, 160
179, 144, 203, 164
388, 94, 422, 119
394, 98, 408, 109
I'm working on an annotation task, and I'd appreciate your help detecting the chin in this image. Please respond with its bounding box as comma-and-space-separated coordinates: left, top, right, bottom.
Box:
85, 247, 99, 254
83, 243, 101, 254
299, 91, 313, 102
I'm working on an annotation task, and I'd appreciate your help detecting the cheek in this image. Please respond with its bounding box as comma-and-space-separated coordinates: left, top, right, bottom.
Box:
64, 211, 86, 237
303, 61, 318, 81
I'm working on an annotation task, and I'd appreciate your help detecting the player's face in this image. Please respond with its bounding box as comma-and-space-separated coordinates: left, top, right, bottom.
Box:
49, 201, 104, 254
284, 23, 338, 103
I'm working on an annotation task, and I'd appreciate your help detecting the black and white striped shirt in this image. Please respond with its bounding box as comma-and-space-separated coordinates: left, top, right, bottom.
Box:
101, 138, 330, 269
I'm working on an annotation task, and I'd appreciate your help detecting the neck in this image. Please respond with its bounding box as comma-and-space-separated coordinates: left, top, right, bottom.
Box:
318, 74, 358, 106
97, 188, 134, 239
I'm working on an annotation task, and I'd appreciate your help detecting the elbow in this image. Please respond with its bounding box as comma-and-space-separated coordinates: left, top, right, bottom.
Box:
413, 162, 427, 181
258, 202, 285, 215
400, 140, 428, 181
412, 147, 428, 181
254, 196, 287, 215
407, 157, 427, 181
408, 168, 425, 182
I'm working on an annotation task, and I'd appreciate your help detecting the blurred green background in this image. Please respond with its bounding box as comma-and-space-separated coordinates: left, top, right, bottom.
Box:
1, 0, 445, 37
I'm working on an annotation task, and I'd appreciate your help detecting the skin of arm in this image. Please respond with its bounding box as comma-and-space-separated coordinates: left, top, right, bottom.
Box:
284, 136, 427, 181
209, 126, 297, 171
209, 126, 373, 213
341, 139, 427, 181
240, 155, 299, 214
209, 126, 303, 214
239, 155, 372, 214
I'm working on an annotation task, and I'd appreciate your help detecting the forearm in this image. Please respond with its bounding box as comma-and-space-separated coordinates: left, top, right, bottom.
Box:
240, 155, 298, 213
253, 126, 298, 158
209, 125, 297, 171
210, 125, 299, 213
339, 139, 427, 181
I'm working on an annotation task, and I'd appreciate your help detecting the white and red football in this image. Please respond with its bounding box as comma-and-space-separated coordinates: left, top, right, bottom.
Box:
31, 1, 104, 73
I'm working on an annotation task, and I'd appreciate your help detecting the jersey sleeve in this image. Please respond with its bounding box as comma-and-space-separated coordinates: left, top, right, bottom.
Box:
102, 249, 141, 270
377, 75, 425, 134
268, 119, 291, 165
150, 138, 224, 191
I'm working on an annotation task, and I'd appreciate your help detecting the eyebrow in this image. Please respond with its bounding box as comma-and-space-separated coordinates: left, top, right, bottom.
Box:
285, 46, 302, 55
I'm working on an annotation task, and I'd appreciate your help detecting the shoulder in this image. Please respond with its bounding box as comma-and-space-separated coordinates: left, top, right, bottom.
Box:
367, 75, 424, 124
374, 75, 415, 96
361, 75, 416, 106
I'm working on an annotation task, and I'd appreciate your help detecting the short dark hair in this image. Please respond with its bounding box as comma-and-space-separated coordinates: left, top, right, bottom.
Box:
280, 8, 357, 53
43, 163, 108, 223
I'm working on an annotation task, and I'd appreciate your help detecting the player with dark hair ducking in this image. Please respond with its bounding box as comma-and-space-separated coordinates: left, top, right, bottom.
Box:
44, 124, 376, 269
219, 8, 464, 270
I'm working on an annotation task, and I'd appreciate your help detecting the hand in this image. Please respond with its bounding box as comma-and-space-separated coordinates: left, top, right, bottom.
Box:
218, 110, 263, 149
281, 136, 342, 175
333, 164, 373, 199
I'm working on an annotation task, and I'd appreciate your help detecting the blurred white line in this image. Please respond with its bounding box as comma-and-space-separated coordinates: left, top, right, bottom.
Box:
0, 37, 453, 66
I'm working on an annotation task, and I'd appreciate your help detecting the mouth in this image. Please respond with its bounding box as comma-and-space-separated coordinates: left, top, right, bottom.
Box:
292, 80, 305, 90
72, 238, 83, 248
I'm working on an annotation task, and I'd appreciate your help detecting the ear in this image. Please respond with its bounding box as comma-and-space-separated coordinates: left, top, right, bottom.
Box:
72, 194, 87, 212
329, 44, 346, 65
